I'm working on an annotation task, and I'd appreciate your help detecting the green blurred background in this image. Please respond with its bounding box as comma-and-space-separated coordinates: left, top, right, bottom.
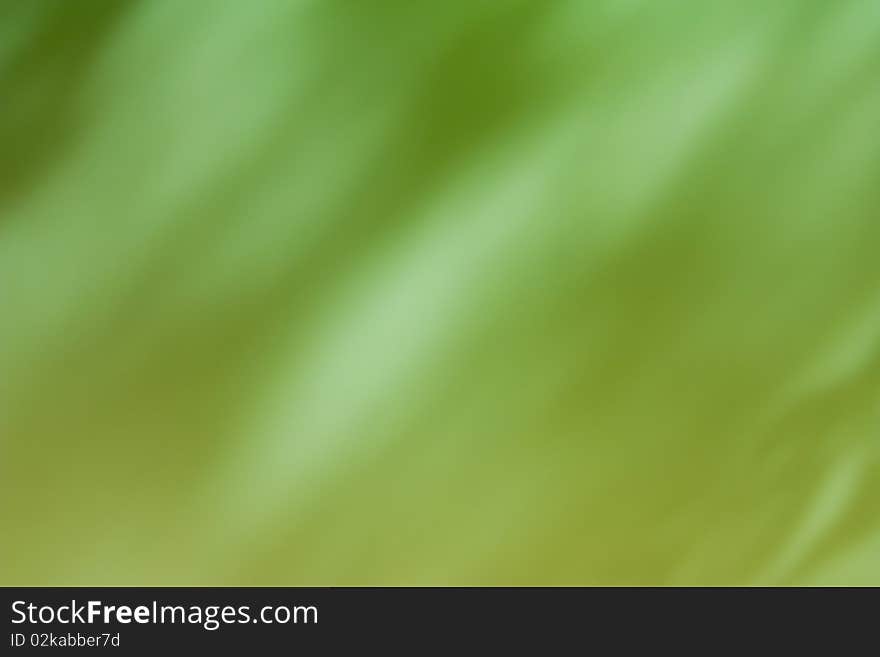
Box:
1, 0, 879, 585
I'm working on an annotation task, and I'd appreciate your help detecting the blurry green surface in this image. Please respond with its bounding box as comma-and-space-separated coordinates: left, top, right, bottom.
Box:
1, 0, 879, 585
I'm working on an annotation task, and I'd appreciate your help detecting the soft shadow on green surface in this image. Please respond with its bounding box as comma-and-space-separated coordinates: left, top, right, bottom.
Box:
1, 0, 879, 585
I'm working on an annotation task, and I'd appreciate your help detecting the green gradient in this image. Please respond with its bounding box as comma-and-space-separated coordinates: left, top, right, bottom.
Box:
1, 1, 879, 585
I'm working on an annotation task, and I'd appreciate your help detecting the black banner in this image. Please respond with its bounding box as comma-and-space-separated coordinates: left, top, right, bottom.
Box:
0, 587, 866, 651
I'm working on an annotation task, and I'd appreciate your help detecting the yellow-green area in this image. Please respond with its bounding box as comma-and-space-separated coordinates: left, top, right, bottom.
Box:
1, 0, 879, 585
